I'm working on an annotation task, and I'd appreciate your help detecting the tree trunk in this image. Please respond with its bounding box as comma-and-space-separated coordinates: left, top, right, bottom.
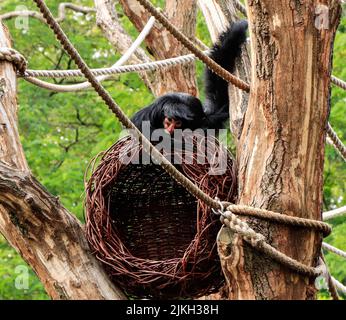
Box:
0, 22, 125, 300
219, 0, 341, 299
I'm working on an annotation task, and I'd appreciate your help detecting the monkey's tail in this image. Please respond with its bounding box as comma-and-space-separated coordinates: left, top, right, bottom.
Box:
204, 20, 248, 129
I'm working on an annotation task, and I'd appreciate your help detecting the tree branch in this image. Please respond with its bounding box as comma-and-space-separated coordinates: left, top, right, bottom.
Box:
0, 3, 95, 23
0, 163, 125, 300
0, 21, 125, 300
94, 0, 157, 94
118, 0, 198, 96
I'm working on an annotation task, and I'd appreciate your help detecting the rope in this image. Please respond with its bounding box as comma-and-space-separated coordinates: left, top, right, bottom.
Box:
331, 276, 346, 295
322, 242, 346, 259
318, 254, 339, 300
0, 48, 27, 74
327, 273, 340, 300
235, 1, 247, 16
20, 50, 206, 93
22, 52, 203, 78
332, 75, 346, 91
323, 205, 346, 220
0, 3, 95, 23
22, 16, 156, 93
326, 122, 346, 161
220, 211, 322, 277
226, 204, 331, 236
135, 0, 250, 92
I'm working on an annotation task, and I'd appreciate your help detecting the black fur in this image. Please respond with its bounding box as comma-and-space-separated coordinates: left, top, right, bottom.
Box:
131, 20, 248, 134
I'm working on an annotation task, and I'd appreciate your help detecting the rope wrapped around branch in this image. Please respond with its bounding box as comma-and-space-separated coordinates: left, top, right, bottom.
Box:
219, 211, 323, 277
225, 204, 331, 236
0, 47, 27, 74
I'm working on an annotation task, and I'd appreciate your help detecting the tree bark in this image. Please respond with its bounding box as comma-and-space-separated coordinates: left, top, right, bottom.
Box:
0, 22, 125, 300
220, 0, 341, 299
119, 0, 198, 96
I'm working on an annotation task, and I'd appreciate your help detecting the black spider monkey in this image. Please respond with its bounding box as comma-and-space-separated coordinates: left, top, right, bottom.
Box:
131, 20, 248, 136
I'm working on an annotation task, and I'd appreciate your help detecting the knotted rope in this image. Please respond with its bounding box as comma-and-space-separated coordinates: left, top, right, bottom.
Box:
216, 209, 324, 277
0, 47, 27, 74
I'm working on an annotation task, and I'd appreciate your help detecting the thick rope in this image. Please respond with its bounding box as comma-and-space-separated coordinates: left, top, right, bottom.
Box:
326, 122, 346, 161
135, 0, 250, 92
332, 75, 346, 91
0, 48, 27, 74
22, 52, 202, 78
323, 205, 346, 220
318, 254, 339, 300
322, 242, 346, 259
328, 276, 340, 300
235, 0, 247, 16
0, 3, 95, 23
220, 212, 322, 277
331, 276, 346, 295
30, 0, 332, 279
226, 204, 331, 236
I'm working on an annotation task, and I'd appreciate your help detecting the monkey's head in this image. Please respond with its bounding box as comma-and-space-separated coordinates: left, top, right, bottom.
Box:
160, 93, 206, 135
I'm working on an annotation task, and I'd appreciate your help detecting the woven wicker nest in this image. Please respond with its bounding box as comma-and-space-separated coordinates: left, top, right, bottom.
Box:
85, 133, 237, 299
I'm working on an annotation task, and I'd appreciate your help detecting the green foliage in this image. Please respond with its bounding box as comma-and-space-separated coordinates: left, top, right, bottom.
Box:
323, 9, 346, 300
0, 235, 48, 300
0, 0, 345, 300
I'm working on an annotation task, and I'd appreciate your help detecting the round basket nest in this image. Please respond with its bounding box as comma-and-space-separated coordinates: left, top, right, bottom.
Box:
85, 133, 237, 299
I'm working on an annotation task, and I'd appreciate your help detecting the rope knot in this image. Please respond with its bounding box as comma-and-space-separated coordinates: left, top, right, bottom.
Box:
0, 47, 27, 74
222, 210, 265, 247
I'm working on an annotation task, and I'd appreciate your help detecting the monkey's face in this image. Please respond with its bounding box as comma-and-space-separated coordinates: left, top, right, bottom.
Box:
163, 117, 182, 135
161, 93, 206, 134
